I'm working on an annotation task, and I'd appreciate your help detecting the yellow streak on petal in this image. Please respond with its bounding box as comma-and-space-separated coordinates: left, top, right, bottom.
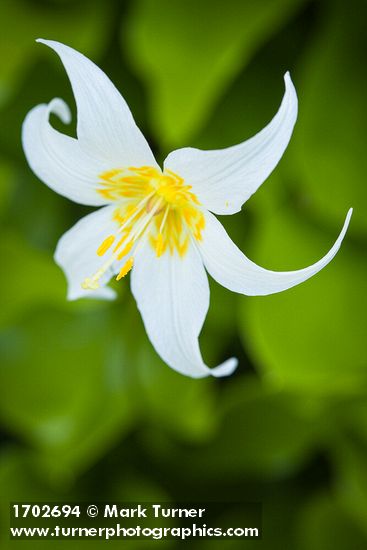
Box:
100, 169, 122, 181
156, 233, 164, 257
179, 237, 190, 257
197, 215, 205, 230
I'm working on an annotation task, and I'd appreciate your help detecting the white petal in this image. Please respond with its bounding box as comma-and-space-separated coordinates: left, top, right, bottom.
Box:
22, 98, 111, 206
164, 73, 297, 215
131, 244, 238, 378
199, 209, 353, 295
37, 39, 158, 167
55, 204, 119, 301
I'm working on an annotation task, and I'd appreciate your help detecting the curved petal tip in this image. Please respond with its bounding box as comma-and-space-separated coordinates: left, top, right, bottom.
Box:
283, 71, 297, 110
210, 357, 238, 378
48, 97, 71, 125
340, 207, 353, 239
36, 38, 56, 49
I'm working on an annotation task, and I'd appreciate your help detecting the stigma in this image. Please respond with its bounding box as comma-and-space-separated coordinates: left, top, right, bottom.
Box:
82, 166, 205, 290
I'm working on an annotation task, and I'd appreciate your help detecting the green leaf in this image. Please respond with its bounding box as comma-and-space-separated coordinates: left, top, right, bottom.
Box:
0, 448, 61, 550
329, 404, 367, 538
0, 447, 171, 549
192, 380, 321, 478
0, 0, 112, 107
332, 440, 367, 539
0, 158, 14, 218
239, 205, 367, 396
296, 493, 367, 550
291, 0, 367, 237
0, 232, 65, 328
136, 335, 218, 443
0, 306, 136, 481
142, 379, 322, 480
125, 0, 307, 148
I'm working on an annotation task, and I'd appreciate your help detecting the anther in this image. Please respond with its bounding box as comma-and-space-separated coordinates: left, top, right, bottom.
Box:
116, 257, 134, 281
97, 235, 115, 256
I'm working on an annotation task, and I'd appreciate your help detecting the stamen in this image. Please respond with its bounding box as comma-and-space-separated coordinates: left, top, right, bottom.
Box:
81, 253, 116, 290
87, 165, 205, 292
129, 198, 163, 243
117, 241, 134, 260
97, 235, 115, 256
113, 233, 128, 252
116, 257, 134, 281
116, 190, 156, 236
83, 196, 163, 292
81, 277, 100, 290
146, 195, 156, 213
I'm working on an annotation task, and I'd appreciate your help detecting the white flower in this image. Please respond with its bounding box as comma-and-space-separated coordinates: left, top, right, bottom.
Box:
22, 39, 352, 379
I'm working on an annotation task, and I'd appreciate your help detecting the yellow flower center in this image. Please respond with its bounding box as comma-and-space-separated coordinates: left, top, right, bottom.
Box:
82, 166, 205, 290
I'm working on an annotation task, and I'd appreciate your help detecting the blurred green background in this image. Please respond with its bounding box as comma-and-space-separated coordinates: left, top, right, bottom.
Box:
0, 0, 366, 548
